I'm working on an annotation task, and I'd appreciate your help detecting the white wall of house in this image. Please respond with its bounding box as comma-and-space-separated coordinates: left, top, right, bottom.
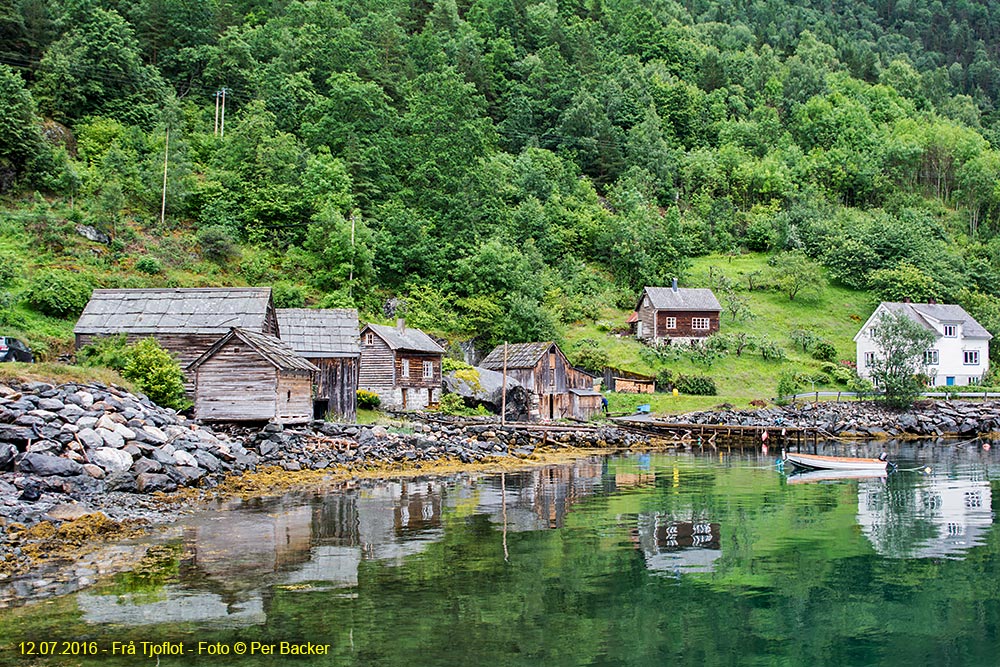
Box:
855, 306, 990, 386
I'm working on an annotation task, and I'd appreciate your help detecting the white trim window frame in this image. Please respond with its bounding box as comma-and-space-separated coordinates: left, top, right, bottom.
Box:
924, 349, 939, 365
964, 350, 980, 365
691, 317, 710, 331
401, 358, 410, 378
944, 324, 958, 337
423, 360, 434, 379
365, 332, 375, 346
666, 317, 677, 330
864, 351, 876, 367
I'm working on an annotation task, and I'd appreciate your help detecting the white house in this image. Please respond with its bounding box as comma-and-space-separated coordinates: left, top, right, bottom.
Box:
854, 302, 991, 387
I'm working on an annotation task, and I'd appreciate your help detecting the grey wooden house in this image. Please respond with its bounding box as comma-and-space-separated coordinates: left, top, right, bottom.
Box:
187, 328, 318, 425
358, 320, 445, 411
74, 287, 279, 392
480, 342, 602, 421
277, 308, 360, 421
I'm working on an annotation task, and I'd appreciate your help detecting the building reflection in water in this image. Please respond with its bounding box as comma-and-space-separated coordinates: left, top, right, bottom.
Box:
632, 515, 722, 575
857, 469, 993, 559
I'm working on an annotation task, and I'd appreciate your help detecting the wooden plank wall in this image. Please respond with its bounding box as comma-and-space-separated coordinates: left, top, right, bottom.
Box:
654, 310, 720, 338
276, 372, 314, 424
313, 357, 358, 421
359, 336, 395, 395
193, 340, 277, 421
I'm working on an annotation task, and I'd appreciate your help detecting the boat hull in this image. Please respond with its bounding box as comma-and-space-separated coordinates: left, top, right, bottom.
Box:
784, 452, 888, 472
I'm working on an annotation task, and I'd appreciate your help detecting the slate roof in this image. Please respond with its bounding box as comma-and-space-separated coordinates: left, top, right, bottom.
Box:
638, 286, 722, 312
188, 328, 319, 372
480, 342, 556, 370
363, 323, 445, 354
74, 288, 274, 335
277, 308, 360, 358
877, 302, 992, 339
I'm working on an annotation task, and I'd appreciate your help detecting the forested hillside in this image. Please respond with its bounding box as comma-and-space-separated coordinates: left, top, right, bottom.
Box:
4, 0, 1000, 365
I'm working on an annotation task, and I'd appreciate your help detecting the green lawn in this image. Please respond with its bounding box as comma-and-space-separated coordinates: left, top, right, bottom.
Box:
565, 253, 876, 414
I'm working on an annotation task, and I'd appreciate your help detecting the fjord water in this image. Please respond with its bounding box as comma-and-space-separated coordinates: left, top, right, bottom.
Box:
3, 445, 999, 666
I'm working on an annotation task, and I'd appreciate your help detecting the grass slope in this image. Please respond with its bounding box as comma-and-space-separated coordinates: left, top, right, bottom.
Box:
564, 253, 875, 414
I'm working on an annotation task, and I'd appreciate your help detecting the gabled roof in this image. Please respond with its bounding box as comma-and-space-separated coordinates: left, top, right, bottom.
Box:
277, 308, 360, 358
854, 302, 993, 341
74, 288, 274, 335
362, 323, 445, 354
480, 342, 558, 370
638, 286, 722, 312
188, 328, 319, 372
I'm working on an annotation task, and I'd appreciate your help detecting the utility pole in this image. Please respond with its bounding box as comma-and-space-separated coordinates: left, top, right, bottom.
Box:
501, 341, 508, 426
220, 88, 227, 138
214, 90, 220, 136
348, 211, 356, 298
160, 127, 169, 226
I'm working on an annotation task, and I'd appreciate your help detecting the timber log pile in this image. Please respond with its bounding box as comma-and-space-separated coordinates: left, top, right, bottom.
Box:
675, 400, 1000, 438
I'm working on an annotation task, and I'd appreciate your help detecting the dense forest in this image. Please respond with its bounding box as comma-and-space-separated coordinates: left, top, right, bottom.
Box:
4, 0, 1000, 358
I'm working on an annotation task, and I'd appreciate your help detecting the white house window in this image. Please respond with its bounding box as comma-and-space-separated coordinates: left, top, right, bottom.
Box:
924, 349, 939, 365
692, 317, 710, 330
666, 317, 677, 329
964, 350, 980, 365
365, 332, 374, 346
944, 324, 958, 337
401, 359, 410, 378
423, 360, 433, 379
864, 351, 876, 366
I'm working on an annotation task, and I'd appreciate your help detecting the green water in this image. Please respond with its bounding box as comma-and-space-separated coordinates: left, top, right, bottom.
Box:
3, 445, 1000, 667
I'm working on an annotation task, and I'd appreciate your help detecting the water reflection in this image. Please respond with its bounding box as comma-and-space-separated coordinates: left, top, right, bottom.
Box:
633, 517, 722, 574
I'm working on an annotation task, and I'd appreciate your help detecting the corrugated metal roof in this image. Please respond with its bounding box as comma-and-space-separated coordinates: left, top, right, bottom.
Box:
881, 302, 992, 339
640, 286, 722, 311
277, 308, 360, 358
480, 342, 555, 370
188, 328, 319, 372
74, 288, 274, 335
363, 323, 445, 354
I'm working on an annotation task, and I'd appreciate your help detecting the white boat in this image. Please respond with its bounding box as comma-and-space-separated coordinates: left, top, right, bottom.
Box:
787, 468, 888, 484
784, 451, 889, 472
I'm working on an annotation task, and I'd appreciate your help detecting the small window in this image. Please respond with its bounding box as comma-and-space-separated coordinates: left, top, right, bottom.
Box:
924, 349, 939, 365
401, 359, 410, 378
692, 317, 710, 330
423, 360, 433, 379
964, 350, 980, 365
666, 317, 677, 330
365, 332, 375, 346
864, 351, 876, 366
944, 324, 958, 337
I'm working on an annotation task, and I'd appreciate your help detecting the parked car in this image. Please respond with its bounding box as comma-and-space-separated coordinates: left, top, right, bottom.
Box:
0, 337, 33, 363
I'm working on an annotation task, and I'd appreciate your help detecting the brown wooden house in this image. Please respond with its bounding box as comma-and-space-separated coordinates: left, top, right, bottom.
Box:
479, 342, 602, 421
187, 328, 318, 425
358, 320, 445, 411
74, 288, 279, 392
634, 280, 722, 344
277, 308, 360, 422
603, 367, 656, 394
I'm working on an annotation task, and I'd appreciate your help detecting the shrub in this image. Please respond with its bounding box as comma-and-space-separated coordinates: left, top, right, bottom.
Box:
759, 338, 786, 361
442, 357, 474, 373
655, 368, 674, 391
437, 392, 466, 415
571, 339, 608, 373
775, 372, 802, 404
135, 256, 163, 275
811, 340, 837, 362
77, 333, 130, 370
197, 225, 240, 264
675, 374, 716, 395
357, 389, 381, 409
272, 282, 306, 308
26, 270, 92, 318
121, 337, 186, 410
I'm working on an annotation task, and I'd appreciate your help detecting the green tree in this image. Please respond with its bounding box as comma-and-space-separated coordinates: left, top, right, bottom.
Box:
866, 310, 936, 409
122, 337, 186, 410
772, 251, 824, 301
0, 64, 50, 191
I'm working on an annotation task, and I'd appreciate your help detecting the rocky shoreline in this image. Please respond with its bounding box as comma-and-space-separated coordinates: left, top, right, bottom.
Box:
674, 399, 1000, 438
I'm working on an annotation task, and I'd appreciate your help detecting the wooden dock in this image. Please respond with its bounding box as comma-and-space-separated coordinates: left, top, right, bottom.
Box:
614, 418, 819, 450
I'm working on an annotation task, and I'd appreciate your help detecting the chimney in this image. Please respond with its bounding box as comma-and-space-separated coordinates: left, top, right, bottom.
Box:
903, 297, 911, 303
396, 318, 406, 334
928, 297, 936, 305
672, 277, 678, 292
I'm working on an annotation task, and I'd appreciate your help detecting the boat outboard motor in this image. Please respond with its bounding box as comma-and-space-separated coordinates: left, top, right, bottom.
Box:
878, 452, 888, 461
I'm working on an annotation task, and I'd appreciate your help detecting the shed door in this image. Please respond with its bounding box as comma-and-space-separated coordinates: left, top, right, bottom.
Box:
946, 376, 956, 386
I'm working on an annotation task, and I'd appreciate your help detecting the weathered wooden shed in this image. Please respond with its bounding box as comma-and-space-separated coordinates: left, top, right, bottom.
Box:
603, 367, 656, 394
187, 328, 318, 425
358, 320, 445, 411
277, 308, 360, 421
74, 288, 279, 392
479, 342, 602, 421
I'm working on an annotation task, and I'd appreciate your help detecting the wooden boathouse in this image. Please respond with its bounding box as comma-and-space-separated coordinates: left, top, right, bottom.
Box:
187, 328, 318, 424
358, 320, 445, 411
480, 342, 602, 421
73, 287, 279, 392
277, 308, 360, 421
